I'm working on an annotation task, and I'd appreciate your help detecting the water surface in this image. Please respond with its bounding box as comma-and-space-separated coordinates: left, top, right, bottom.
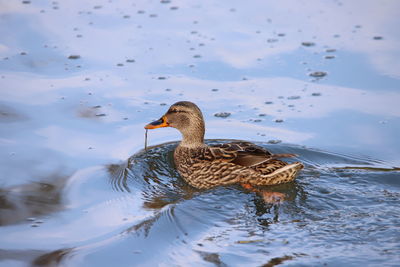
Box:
1, 0, 400, 266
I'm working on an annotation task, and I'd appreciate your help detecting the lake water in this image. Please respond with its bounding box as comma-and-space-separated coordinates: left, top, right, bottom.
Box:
0, 0, 399, 266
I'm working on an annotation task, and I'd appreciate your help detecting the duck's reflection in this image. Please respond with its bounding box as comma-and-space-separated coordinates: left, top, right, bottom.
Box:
250, 182, 306, 228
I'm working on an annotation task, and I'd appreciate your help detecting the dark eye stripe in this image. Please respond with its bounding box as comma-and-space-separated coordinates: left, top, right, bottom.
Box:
169, 109, 185, 113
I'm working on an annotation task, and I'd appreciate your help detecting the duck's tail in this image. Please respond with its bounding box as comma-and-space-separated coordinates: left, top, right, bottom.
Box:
253, 162, 304, 186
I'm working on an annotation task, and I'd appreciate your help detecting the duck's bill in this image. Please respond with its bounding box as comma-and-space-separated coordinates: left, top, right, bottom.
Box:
144, 116, 169, 129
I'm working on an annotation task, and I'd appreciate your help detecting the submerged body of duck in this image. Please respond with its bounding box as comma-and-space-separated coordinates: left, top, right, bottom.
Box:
145, 101, 303, 190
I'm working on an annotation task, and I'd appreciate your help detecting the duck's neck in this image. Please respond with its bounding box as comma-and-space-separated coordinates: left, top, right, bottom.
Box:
178, 124, 206, 148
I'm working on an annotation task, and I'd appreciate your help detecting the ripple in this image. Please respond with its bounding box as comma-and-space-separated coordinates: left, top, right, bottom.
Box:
214, 112, 231, 118
301, 42, 316, 47
68, 55, 80, 60
309, 71, 327, 78
8, 140, 395, 266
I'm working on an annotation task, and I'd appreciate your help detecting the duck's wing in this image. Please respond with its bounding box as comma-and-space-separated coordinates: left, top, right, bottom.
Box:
208, 142, 296, 167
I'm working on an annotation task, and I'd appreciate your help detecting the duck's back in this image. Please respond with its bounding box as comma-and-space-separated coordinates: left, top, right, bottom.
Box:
174, 144, 253, 189
174, 142, 303, 189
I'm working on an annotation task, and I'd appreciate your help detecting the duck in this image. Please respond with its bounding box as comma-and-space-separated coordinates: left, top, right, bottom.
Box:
144, 101, 303, 190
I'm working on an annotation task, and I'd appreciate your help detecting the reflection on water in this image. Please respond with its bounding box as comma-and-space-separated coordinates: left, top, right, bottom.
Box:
0, 104, 27, 123
93, 141, 400, 266
108, 142, 197, 210
1, 0, 400, 266
32, 249, 73, 267
0, 140, 399, 265
0, 173, 68, 226
0, 248, 73, 267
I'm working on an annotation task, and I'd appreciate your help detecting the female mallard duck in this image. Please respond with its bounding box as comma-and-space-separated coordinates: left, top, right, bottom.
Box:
145, 101, 303, 190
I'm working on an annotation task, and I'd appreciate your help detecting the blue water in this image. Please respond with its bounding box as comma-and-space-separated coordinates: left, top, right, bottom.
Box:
0, 0, 399, 266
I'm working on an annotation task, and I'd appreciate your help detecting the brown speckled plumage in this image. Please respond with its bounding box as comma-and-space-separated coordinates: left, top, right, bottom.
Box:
145, 101, 303, 189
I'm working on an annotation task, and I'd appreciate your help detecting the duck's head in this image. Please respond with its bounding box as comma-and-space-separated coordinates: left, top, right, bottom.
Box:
145, 101, 205, 146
